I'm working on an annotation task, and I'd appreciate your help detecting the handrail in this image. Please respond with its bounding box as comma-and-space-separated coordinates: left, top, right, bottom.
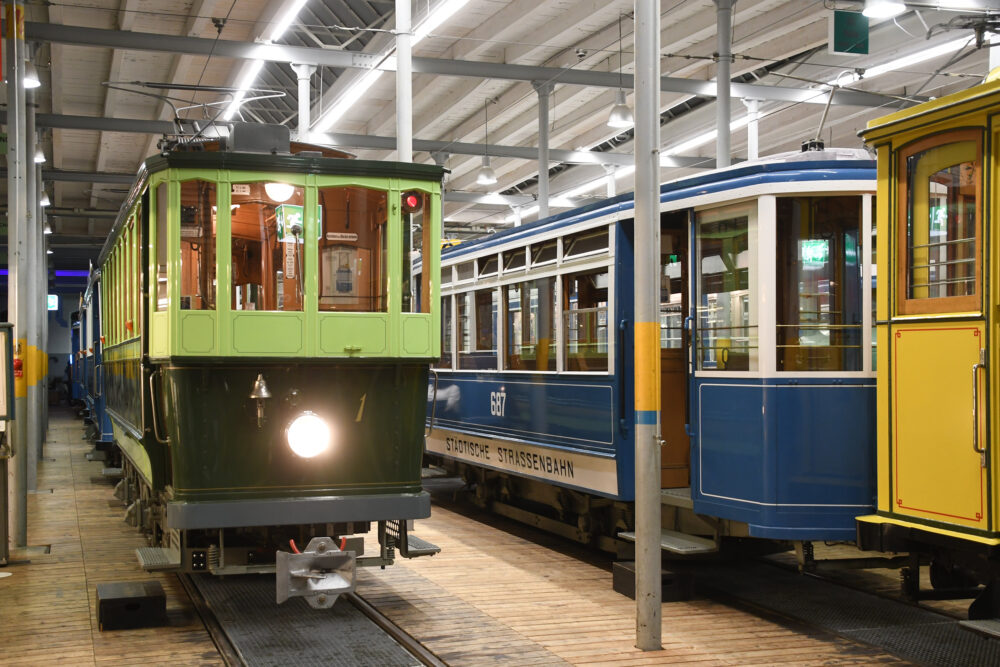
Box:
147, 368, 170, 445
973, 349, 986, 466
425, 369, 440, 437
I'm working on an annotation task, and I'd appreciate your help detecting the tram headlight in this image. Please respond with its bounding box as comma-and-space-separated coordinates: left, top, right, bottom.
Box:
285, 411, 332, 458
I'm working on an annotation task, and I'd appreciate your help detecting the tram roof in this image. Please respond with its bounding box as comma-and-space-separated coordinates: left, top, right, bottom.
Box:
441, 149, 875, 262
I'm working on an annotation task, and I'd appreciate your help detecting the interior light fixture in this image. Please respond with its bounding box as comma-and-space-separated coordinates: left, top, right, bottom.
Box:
43, 222, 52, 234
862, 0, 906, 18
312, 0, 471, 133
475, 100, 498, 186
34, 148, 45, 164
607, 14, 634, 129
23, 61, 41, 89
476, 156, 498, 186
46, 248, 53, 255
264, 182, 296, 202
40, 192, 51, 208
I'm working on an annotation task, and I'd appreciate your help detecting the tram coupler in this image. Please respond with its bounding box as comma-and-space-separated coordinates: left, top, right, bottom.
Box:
276, 537, 356, 609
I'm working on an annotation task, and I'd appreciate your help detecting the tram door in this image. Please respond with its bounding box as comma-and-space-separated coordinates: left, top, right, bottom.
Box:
660, 213, 689, 488
889, 132, 990, 532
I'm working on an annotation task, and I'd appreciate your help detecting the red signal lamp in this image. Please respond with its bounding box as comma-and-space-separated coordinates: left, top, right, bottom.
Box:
401, 191, 422, 214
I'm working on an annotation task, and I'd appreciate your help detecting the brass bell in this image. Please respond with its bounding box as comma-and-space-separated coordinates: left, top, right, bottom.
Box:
250, 373, 271, 400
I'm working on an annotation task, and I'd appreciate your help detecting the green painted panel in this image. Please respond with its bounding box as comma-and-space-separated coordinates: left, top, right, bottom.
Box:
150, 311, 169, 358
178, 312, 216, 354
112, 423, 153, 487
401, 314, 432, 356
232, 313, 304, 354
318, 314, 388, 356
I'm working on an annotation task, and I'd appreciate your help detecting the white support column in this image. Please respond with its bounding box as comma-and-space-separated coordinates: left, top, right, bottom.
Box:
395, 0, 412, 163
633, 0, 662, 651
510, 205, 522, 227
290, 63, 316, 142
533, 82, 553, 220
714, 0, 734, 168
743, 98, 759, 161
6, 0, 29, 548
25, 88, 39, 489
604, 164, 617, 198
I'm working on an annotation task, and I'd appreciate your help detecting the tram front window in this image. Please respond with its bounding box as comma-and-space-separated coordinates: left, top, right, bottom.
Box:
903, 138, 979, 305
317, 186, 388, 312
695, 205, 757, 371
776, 196, 862, 371
230, 182, 305, 312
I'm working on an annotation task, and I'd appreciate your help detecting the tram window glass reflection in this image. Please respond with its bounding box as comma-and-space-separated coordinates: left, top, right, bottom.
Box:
155, 182, 168, 311
317, 186, 388, 312
456, 261, 474, 282
437, 295, 452, 369
503, 248, 526, 272
532, 240, 557, 266
564, 270, 609, 372
457, 289, 497, 370
230, 182, 305, 312
478, 255, 498, 278
504, 277, 556, 371
695, 205, 756, 371
564, 228, 609, 259
776, 196, 862, 371
178, 180, 217, 310
901, 135, 980, 312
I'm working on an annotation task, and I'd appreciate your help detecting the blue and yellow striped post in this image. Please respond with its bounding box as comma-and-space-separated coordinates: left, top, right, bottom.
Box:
632, 0, 662, 651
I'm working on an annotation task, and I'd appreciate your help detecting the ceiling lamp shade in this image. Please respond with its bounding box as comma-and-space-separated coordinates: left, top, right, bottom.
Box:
23, 61, 41, 89
264, 182, 295, 202
607, 89, 634, 129
43, 222, 52, 235
34, 148, 46, 164
40, 192, 51, 208
862, 0, 906, 18
476, 156, 498, 185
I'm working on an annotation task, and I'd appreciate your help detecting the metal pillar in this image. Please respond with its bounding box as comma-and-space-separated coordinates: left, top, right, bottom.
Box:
743, 98, 758, 160
395, 0, 412, 163
6, 0, 29, 548
633, 0, 662, 651
533, 82, 552, 220
510, 205, 522, 227
714, 0, 734, 169
38, 170, 47, 442
25, 88, 39, 489
290, 63, 316, 142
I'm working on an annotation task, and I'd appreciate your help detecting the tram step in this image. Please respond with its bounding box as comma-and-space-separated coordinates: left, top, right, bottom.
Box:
85, 448, 107, 462
101, 467, 122, 479
960, 620, 1000, 639
403, 534, 441, 558
136, 546, 181, 571
617, 529, 718, 555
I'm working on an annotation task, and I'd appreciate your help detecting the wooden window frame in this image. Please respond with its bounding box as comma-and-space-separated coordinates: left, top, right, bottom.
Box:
896, 129, 983, 316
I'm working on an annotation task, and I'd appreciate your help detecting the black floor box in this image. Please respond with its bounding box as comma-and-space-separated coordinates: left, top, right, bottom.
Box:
96, 580, 167, 631
612, 561, 695, 601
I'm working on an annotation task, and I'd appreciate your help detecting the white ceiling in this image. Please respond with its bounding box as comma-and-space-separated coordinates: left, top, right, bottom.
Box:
17, 0, 1000, 267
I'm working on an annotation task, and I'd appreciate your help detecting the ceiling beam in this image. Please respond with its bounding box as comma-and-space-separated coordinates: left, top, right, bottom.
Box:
0, 168, 135, 184
21, 22, 898, 107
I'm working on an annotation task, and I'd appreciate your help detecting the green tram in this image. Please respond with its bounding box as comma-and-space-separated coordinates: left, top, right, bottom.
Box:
97, 124, 442, 605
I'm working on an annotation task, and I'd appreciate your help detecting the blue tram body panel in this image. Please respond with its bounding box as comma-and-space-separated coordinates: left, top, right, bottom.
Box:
692, 378, 875, 540
429, 151, 876, 544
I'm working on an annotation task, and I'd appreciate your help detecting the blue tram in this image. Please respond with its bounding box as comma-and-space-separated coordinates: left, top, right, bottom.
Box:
79, 273, 114, 448
425, 148, 877, 550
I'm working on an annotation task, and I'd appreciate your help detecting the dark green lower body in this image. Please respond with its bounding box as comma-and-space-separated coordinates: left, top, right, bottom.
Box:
154, 360, 429, 529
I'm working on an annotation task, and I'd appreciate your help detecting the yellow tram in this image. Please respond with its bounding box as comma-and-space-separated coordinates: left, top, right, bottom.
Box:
857, 75, 1000, 616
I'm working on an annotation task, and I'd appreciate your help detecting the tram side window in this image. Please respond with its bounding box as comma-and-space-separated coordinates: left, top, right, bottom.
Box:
901, 135, 980, 313
457, 289, 497, 370
155, 182, 168, 311
564, 271, 608, 372
403, 191, 431, 313
436, 296, 453, 369
776, 196, 862, 371
317, 186, 388, 312
179, 180, 217, 310
505, 277, 556, 371
230, 181, 305, 312
696, 205, 756, 371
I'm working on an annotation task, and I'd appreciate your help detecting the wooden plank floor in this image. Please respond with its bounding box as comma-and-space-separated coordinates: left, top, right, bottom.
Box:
0, 408, 221, 666
360, 505, 908, 666
3, 410, 907, 665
